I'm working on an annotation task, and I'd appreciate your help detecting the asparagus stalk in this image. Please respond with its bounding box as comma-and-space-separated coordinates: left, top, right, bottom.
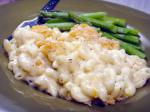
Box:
125, 42, 141, 50
102, 32, 141, 50
116, 26, 139, 36
41, 11, 107, 19
93, 19, 139, 35
102, 16, 126, 27
85, 17, 118, 33
80, 12, 107, 18
46, 22, 75, 31
68, 12, 87, 23
101, 32, 145, 58
120, 42, 146, 59
46, 18, 67, 23
40, 11, 69, 19
111, 33, 140, 44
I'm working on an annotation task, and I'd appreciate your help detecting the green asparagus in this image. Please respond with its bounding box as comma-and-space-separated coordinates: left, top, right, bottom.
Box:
101, 32, 141, 50
85, 17, 118, 33
102, 16, 126, 27
46, 18, 68, 23
40, 11, 69, 19
116, 26, 139, 36
46, 22, 75, 31
102, 32, 145, 58
80, 12, 107, 18
111, 33, 140, 44
120, 42, 146, 59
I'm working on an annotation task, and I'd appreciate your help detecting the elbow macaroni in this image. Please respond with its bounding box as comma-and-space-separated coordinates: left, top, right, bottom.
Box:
3, 24, 150, 105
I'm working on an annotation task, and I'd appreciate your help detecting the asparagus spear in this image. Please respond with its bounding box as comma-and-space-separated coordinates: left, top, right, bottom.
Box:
41, 11, 107, 19
46, 22, 75, 31
80, 12, 107, 18
111, 33, 140, 44
101, 16, 126, 27
68, 12, 86, 23
46, 18, 67, 23
102, 32, 141, 50
116, 26, 139, 36
101, 32, 145, 58
85, 17, 118, 33
120, 42, 146, 59
40, 11, 69, 19
93, 19, 139, 35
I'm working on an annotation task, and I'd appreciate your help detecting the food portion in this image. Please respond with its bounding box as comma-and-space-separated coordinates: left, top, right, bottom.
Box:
3, 23, 150, 105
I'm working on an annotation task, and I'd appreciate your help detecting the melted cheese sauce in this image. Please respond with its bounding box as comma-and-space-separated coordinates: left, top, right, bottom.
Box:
3, 24, 150, 105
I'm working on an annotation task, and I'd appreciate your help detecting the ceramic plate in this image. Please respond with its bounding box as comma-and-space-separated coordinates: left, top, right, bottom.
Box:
0, 0, 150, 112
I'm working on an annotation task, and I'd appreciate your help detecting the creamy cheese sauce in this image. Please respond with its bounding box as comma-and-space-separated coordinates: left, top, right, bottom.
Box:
3, 24, 150, 105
